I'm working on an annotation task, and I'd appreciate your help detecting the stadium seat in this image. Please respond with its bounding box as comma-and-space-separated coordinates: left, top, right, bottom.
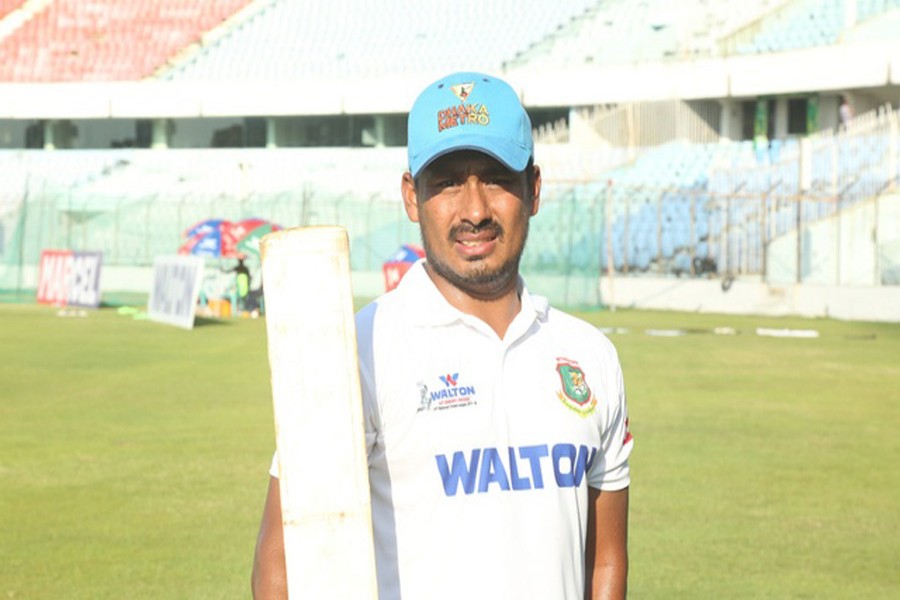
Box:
0, 0, 254, 81
163, 0, 597, 80
0, 0, 22, 20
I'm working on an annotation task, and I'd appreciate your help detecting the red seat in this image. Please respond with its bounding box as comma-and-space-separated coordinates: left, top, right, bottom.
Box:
0, 0, 254, 81
0, 0, 24, 20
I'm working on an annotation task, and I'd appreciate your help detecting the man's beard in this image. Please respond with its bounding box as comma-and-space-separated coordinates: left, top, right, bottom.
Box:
420, 219, 529, 301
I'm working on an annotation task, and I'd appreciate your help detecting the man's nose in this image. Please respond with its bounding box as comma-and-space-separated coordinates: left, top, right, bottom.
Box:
459, 177, 490, 224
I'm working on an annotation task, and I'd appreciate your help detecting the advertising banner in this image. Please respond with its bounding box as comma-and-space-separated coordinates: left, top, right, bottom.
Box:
36, 250, 103, 308
147, 255, 205, 330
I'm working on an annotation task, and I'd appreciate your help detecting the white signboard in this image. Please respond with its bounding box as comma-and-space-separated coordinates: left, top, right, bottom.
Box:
148, 255, 205, 330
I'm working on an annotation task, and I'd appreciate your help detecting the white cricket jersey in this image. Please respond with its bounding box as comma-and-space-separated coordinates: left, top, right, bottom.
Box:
272, 261, 633, 600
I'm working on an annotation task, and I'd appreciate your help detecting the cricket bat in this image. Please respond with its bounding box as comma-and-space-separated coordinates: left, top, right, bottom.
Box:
260, 226, 378, 599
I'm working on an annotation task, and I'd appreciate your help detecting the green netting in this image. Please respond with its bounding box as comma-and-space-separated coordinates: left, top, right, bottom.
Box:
0, 151, 606, 308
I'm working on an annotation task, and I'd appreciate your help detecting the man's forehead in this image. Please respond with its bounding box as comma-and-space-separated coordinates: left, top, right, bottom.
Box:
423, 150, 517, 176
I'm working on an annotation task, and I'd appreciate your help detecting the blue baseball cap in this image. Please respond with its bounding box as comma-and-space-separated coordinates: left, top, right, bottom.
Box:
407, 71, 533, 178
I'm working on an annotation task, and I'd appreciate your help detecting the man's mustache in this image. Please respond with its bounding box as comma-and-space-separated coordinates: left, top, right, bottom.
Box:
448, 221, 504, 241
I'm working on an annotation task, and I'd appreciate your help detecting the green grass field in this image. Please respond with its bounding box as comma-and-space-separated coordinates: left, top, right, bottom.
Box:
2, 303, 898, 599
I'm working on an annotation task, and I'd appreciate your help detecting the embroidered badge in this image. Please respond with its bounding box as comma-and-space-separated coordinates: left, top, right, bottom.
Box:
556, 357, 598, 417
450, 82, 474, 101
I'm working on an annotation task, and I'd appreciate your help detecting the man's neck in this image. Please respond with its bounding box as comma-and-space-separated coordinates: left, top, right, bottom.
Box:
423, 264, 521, 339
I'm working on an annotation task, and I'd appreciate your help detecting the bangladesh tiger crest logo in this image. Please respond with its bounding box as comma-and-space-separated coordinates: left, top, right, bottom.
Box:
556, 357, 597, 417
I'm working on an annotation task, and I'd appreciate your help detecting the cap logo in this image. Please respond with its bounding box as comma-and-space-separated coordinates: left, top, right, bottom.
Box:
435, 81, 491, 133
437, 103, 490, 132
450, 82, 474, 101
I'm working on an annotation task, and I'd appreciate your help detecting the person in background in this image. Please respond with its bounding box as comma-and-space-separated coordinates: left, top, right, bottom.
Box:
223, 255, 251, 313
839, 95, 854, 128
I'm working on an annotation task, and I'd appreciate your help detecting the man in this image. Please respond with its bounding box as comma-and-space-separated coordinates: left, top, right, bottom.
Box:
222, 255, 251, 313
234, 256, 251, 307
252, 71, 633, 599
839, 95, 854, 128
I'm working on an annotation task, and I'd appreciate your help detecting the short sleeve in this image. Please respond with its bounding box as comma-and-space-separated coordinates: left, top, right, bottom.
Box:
588, 348, 633, 490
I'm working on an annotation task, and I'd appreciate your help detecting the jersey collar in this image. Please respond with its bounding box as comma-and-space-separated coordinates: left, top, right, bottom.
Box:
397, 260, 549, 332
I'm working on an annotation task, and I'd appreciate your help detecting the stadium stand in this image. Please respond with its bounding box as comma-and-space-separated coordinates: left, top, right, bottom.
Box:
0, 0, 254, 81
734, 0, 845, 54
508, 0, 900, 67
858, 0, 900, 19
0, 0, 22, 20
161, 0, 598, 80
0, 0, 898, 316
724, 0, 900, 54
506, 0, 701, 67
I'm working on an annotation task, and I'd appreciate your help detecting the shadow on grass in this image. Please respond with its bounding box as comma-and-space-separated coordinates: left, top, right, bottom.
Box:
194, 316, 233, 327
96, 304, 237, 328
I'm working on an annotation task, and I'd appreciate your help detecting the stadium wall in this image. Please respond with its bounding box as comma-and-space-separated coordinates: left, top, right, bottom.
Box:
600, 275, 900, 322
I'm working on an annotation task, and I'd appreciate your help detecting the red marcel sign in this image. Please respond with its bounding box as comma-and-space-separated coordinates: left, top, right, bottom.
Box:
36, 250, 103, 308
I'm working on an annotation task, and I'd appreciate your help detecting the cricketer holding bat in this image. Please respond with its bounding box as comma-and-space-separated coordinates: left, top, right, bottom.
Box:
253, 71, 634, 599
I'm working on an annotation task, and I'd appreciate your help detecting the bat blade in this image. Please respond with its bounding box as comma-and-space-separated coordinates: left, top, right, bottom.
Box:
260, 226, 377, 599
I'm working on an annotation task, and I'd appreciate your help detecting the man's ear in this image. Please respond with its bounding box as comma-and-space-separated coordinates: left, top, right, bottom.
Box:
529, 165, 542, 217
401, 172, 420, 223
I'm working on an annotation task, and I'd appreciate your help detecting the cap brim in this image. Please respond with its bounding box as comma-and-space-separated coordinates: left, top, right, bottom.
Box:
410, 132, 531, 178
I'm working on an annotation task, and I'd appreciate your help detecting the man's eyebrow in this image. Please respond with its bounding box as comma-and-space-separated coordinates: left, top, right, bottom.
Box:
423, 168, 456, 180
